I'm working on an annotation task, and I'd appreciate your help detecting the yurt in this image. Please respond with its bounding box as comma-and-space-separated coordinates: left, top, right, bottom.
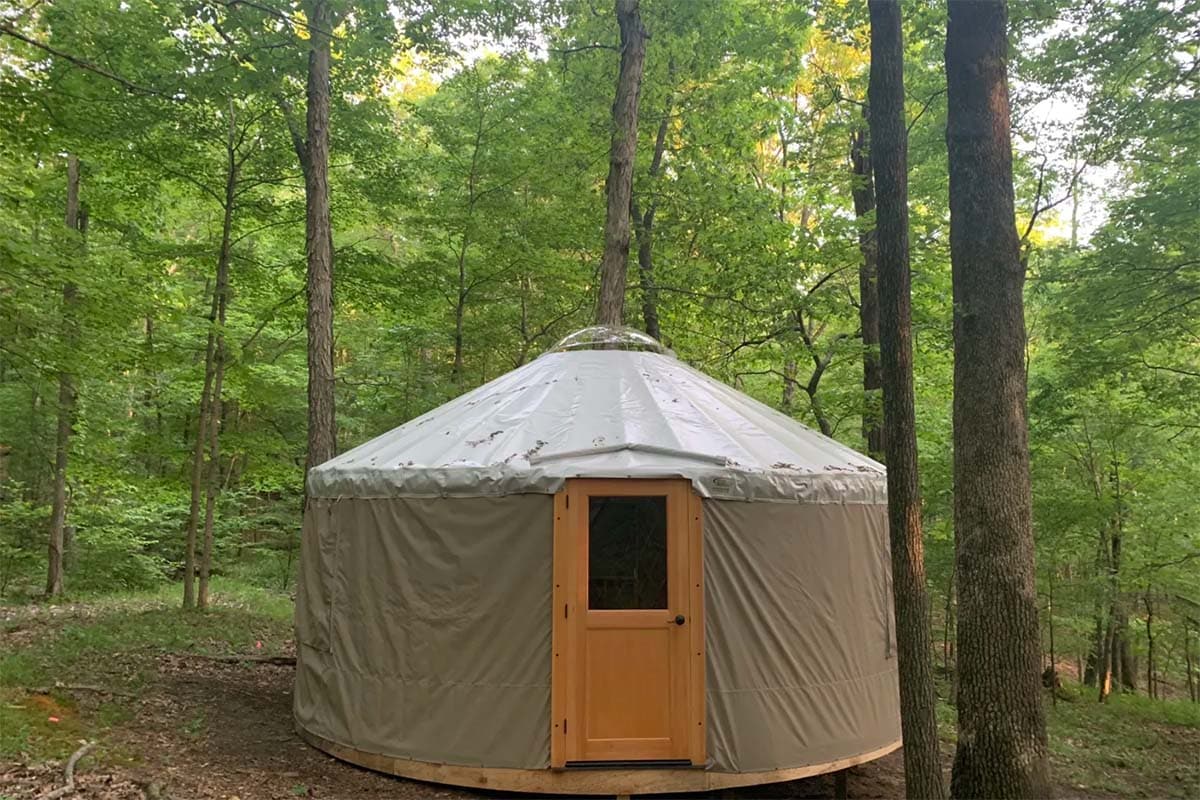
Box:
294, 327, 900, 795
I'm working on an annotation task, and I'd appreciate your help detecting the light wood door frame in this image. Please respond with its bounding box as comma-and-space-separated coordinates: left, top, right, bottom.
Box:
550, 478, 705, 767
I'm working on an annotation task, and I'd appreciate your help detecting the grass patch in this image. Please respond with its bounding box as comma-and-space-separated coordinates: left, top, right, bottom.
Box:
1047, 686, 1200, 798
0, 576, 293, 760
0, 689, 90, 761
933, 674, 1197, 798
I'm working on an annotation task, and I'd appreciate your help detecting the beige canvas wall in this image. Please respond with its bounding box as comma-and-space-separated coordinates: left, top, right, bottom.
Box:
295, 495, 554, 768
702, 500, 900, 772
293, 494, 899, 774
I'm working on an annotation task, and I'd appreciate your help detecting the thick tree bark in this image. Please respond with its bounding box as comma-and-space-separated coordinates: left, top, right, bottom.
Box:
595, 0, 646, 328
1098, 615, 1117, 701
631, 76, 672, 341
945, 2, 1052, 796
303, 0, 336, 471
47, 154, 83, 598
1118, 630, 1136, 691
868, 5, 945, 798
851, 111, 884, 460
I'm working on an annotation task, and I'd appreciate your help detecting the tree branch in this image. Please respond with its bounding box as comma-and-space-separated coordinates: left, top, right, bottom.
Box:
551, 43, 620, 56
0, 22, 176, 99
276, 94, 308, 173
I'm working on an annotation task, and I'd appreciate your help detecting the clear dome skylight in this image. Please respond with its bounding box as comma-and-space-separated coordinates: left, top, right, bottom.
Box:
547, 326, 670, 355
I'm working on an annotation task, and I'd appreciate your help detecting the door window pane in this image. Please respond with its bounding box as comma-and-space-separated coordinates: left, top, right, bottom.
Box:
588, 496, 668, 609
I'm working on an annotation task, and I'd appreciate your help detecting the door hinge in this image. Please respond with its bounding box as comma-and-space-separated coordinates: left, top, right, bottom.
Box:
563, 718, 568, 734
565, 494, 570, 509
564, 603, 568, 618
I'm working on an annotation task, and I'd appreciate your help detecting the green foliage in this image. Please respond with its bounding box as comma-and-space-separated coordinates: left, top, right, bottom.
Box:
0, 491, 44, 595
0, 578, 294, 759
1047, 685, 1200, 798
0, 0, 1196, 751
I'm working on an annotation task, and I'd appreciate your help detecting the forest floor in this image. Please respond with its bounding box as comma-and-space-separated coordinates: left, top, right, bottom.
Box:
0, 585, 1197, 800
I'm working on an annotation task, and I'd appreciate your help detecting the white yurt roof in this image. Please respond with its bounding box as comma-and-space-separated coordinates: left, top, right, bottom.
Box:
308, 327, 885, 503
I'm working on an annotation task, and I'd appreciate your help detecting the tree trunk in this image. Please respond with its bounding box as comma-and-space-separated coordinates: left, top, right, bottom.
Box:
1098, 615, 1115, 702
183, 284, 218, 609
1185, 623, 1196, 703
868, 5, 945, 797
1109, 621, 1123, 695
142, 316, 163, 476
945, 2, 1052, 796
595, 0, 646, 328
453, 246, 467, 382
1048, 564, 1057, 706
1108, 459, 1136, 692
303, 0, 337, 473
795, 315, 836, 436
196, 120, 238, 610
943, 566, 956, 675
197, 329, 225, 609
631, 74, 672, 341
47, 154, 83, 598
1118, 623, 1136, 691
1143, 592, 1154, 700
851, 109, 884, 460
781, 359, 797, 413
805, 384, 834, 437
1084, 602, 1102, 686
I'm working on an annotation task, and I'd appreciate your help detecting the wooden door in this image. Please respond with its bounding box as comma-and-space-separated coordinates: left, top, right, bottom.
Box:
551, 479, 705, 767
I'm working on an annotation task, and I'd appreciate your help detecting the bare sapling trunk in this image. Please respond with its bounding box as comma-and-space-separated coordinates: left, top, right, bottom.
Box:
1185, 623, 1196, 703
595, 0, 647, 328
943, 566, 956, 675
868, 4, 945, 797
304, 0, 337, 473
851, 110, 884, 459
47, 154, 83, 597
451, 126, 481, 382
197, 316, 226, 609
1143, 591, 1154, 699
183, 285, 218, 608
631, 70, 672, 341
781, 359, 797, 413
945, 1, 1051, 796
1109, 459, 1136, 691
197, 146, 236, 609
1048, 563, 1057, 706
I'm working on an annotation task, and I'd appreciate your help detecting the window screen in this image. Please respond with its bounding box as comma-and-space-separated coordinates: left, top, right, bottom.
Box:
587, 496, 668, 609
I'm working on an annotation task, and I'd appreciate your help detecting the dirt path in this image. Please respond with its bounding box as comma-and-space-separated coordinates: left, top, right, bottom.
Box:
2, 600, 1158, 799
1, 650, 908, 799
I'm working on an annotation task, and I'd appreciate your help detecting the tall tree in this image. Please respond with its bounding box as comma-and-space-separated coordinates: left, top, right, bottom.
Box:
630, 74, 672, 341
196, 107, 239, 610
183, 271, 219, 609
868, 3, 945, 798
290, 0, 337, 474
46, 153, 83, 597
595, 0, 647, 327
851, 111, 883, 458
945, 1, 1051, 796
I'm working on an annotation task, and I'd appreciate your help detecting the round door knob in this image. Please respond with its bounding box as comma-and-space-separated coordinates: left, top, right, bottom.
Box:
673, 614, 686, 626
